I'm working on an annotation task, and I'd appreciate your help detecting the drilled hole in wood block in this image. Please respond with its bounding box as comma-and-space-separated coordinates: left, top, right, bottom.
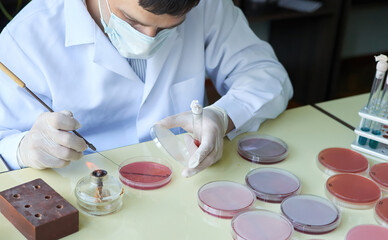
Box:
44, 196, 51, 200
34, 213, 41, 219
33, 185, 40, 190
13, 194, 20, 199
24, 205, 31, 208
56, 205, 63, 209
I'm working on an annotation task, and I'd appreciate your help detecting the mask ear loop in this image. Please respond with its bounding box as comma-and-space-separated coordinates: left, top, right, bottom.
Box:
98, 0, 112, 26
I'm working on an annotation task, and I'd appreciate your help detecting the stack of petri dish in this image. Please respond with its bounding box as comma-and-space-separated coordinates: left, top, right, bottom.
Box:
197, 181, 256, 219
280, 195, 341, 234
369, 163, 388, 195
346, 224, 388, 240
316, 148, 369, 176
237, 135, 288, 164
325, 173, 381, 209
374, 197, 388, 227
245, 168, 301, 203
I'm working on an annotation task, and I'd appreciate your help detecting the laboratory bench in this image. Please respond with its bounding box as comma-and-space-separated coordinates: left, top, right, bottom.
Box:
1, 95, 386, 240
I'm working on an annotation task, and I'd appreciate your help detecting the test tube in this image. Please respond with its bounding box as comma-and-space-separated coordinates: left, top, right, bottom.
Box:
191, 100, 203, 148
358, 54, 388, 145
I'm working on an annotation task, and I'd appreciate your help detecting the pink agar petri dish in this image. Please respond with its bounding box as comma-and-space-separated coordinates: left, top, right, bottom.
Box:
346, 224, 388, 240
326, 174, 381, 209
375, 198, 388, 227
369, 163, 388, 194
118, 156, 172, 190
280, 195, 341, 234
317, 148, 369, 176
237, 135, 288, 164
197, 181, 256, 219
245, 168, 301, 203
231, 210, 294, 240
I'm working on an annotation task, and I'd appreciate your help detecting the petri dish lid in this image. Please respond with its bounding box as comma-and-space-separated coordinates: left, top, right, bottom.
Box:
346, 224, 388, 240
197, 181, 256, 219
231, 210, 294, 240
280, 195, 341, 234
326, 174, 381, 209
245, 168, 301, 203
237, 135, 288, 164
150, 124, 190, 167
375, 197, 388, 227
369, 163, 388, 193
118, 156, 173, 190
317, 148, 369, 175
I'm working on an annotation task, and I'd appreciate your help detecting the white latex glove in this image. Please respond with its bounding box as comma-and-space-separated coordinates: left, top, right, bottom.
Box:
157, 105, 228, 177
18, 110, 88, 169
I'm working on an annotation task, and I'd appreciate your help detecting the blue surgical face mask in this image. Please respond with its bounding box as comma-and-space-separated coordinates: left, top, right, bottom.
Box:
98, 0, 177, 59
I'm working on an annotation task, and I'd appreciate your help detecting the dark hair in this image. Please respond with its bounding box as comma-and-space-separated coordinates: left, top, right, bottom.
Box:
138, 0, 200, 16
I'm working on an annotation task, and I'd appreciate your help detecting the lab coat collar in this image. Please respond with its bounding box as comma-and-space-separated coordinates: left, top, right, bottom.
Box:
64, 0, 95, 47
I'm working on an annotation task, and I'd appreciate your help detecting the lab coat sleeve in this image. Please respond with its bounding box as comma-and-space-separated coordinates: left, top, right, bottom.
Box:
203, 0, 293, 139
0, 27, 44, 170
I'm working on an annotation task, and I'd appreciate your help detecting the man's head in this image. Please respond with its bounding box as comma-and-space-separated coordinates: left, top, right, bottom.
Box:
139, 0, 200, 16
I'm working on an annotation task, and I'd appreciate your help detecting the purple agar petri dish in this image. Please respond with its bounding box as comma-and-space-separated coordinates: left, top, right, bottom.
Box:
245, 168, 301, 203
326, 174, 381, 209
197, 181, 256, 219
231, 210, 294, 240
281, 195, 341, 234
118, 156, 173, 190
317, 148, 369, 176
369, 163, 388, 194
346, 224, 388, 240
375, 198, 388, 227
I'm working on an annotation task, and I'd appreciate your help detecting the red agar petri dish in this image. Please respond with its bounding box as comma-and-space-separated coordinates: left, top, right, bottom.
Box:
197, 181, 256, 219
237, 135, 288, 164
245, 168, 301, 203
375, 198, 388, 227
369, 163, 388, 194
231, 210, 294, 240
346, 224, 388, 240
118, 156, 172, 190
317, 148, 369, 176
326, 174, 381, 209
280, 195, 341, 234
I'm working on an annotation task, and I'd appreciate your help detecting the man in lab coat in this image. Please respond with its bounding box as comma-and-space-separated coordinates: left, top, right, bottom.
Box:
0, 0, 293, 176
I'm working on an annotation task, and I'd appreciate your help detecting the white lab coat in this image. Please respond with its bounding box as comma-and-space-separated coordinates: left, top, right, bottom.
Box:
0, 0, 293, 169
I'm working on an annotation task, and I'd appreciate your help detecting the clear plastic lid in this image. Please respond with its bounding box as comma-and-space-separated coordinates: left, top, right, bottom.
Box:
369, 163, 388, 194
317, 148, 369, 176
326, 174, 381, 209
374, 197, 388, 227
197, 181, 256, 219
118, 156, 173, 190
245, 168, 301, 203
280, 195, 341, 234
237, 135, 288, 164
231, 210, 294, 240
346, 224, 388, 240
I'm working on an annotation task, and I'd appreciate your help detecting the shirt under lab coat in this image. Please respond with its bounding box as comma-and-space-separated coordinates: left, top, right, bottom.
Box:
0, 0, 293, 170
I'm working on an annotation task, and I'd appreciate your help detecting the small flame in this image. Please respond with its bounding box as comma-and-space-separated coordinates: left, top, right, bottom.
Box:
85, 162, 99, 171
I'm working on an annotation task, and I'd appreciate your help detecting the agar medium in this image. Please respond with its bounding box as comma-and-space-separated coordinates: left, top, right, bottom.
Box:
374, 198, 388, 227
197, 181, 256, 219
325, 174, 381, 209
317, 148, 369, 176
369, 163, 388, 194
119, 156, 172, 190
280, 195, 341, 234
346, 224, 388, 240
231, 210, 294, 240
245, 168, 301, 203
237, 135, 288, 164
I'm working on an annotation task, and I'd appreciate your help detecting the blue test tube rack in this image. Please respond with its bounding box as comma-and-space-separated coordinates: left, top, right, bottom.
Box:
351, 108, 388, 161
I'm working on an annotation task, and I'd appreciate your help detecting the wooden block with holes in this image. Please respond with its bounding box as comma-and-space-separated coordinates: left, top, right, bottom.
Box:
0, 178, 78, 240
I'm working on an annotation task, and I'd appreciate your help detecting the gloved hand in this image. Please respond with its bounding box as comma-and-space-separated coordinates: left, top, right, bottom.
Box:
18, 110, 88, 169
157, 105, 229, 177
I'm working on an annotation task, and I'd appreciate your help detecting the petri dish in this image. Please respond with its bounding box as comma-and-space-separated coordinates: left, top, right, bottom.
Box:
346, 224, 388, 240
369, 163, 388, 194
237, 135, 288, 164
317, 148, 369, 176
245, 168, 301, 203
374, 197, 388, 227
118, 156, 173, 190
231, 210, 294, 240
280, 195, 341, 234
326, 174, 381, 209
198, 181, 256, 219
